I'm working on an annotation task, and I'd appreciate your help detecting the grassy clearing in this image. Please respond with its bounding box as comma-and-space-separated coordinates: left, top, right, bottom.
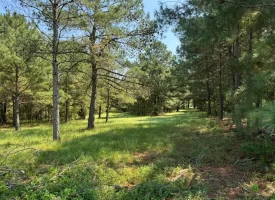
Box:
0, 110, 274, 199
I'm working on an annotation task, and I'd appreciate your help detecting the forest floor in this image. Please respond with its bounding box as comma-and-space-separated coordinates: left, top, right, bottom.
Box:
0, 110, 274, 199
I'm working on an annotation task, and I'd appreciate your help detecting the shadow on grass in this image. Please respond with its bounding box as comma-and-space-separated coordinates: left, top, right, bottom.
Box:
2, 110, 269, 199
36, 110, 236, 168
33, 110, 254, 199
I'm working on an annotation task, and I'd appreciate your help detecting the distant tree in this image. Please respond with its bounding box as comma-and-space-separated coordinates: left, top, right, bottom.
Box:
74, 0, 154, 129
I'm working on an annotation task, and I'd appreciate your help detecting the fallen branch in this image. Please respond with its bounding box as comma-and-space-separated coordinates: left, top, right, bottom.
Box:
0, 147, 39, 165
50, 155, 83, 181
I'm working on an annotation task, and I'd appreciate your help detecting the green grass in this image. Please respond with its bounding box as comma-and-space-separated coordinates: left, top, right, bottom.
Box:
0, 110, 274, 199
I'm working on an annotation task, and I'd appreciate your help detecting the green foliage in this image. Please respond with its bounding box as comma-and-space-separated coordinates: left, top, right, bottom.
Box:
127, 41, 175, 115
120, 181, 174, 200
248, 102, 275, 134
242, 140, 275, 156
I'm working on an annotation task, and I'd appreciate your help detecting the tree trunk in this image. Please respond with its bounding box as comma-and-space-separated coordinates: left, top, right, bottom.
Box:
88, 26, 97, 129
106, 87, 110, 123
98, 104, 102, 118
233, 24, 242, 133
207, 81, 211, 116
12, 98, 15, 126
206, 62, 211, 116
52, 0, 60, 140
30, 103, 33, 123
88, 62, 97, 129
65, 72, 69, 123
15, 65, 20, 131
256, 100, 261, 108
213, 93, 217, 117
65, 99, 69, 123
0, 103, 6, 124
48, 105, 51, 122
219, 46, 224, 120
246, 28, 254, 128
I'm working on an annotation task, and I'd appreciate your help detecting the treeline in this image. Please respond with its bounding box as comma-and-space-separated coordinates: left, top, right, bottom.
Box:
0, 1, 187, 140
159, 0, 275, 134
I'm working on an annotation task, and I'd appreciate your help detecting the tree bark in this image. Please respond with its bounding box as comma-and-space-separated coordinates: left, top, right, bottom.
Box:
65, 72, 69, 123
0, 103, 2, 123
88, 64, 97, 128
0, 103, 6, 124
15, 65, 20, 131
52, 0, 60, 140
98, 104, 102, 118
233, 24, 242, 133
12, 97, 15, 126
106, 87, 110, 123
219, 45, 224, 120
206, 81, 211, 116
88, 26, 97, 129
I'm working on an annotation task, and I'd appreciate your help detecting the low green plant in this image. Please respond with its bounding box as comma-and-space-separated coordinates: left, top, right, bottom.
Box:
248, 102, 275, 134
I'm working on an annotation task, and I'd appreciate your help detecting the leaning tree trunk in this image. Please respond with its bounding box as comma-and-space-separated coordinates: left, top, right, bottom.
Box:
52, 0, 60, 140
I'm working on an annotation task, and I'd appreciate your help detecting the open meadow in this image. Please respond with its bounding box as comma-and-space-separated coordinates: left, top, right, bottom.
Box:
0, 110, 274, 199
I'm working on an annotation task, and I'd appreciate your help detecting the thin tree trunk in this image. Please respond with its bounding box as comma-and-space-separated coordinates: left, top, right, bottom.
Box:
213, 92, 217, 116
15, 66, 20, 131
98, 104, 102, 118
233, 24, 242, 132
12, 97, 15, 126
106, 87, 110, 123
206, 62, 211, 116
65, 72, 69, 123
0, 103, 5, 124
219, 45, 224, 120
30, 103, 33, 123
3, 102, 6, 123
247, 28, 254, 128
0, 103, 2, 123
52, 0, 60, 140
48, 105, 51, 122
207, 81, 211, 116
256, 100, 261, 108
88, 25, 98, 129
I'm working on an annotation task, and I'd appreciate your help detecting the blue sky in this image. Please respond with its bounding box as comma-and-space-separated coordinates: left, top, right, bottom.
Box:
143, 0, 180, 54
